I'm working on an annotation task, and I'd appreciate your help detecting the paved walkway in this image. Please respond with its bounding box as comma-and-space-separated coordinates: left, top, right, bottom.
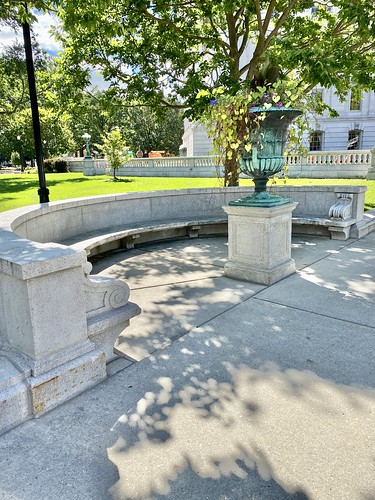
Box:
0, 233, 374, 500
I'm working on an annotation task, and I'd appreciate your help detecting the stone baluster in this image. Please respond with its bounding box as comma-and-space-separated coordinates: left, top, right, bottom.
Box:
366, 146, 375, 180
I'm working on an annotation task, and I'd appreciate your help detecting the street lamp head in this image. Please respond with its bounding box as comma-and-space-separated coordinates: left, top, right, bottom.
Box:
82, 132, 92, 159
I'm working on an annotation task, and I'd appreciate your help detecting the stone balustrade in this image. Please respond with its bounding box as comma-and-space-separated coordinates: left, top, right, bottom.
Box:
285, 149, 373, 178
66, 148, 374, 179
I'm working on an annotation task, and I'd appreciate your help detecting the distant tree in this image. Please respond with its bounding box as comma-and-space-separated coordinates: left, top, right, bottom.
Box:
119, 107, 184, 155
0, 41, 50, 117
62, 91, 113, 156
0, 108, 74, 160
10, 151, 21, 167
63, 92, 184, 157
99, 128, 129, 180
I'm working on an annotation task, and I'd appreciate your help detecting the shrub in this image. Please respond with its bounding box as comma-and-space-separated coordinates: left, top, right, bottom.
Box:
54, 159, 68, 173
43, 158, 69, 173
44, 158, 55, 173
10, 151, 21, 166
24, 166, 37, 174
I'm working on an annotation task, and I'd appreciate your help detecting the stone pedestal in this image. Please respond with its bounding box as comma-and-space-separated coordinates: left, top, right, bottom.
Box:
223, 202, 298, 285
82, 157, 95, 176
0, 242, 101, 432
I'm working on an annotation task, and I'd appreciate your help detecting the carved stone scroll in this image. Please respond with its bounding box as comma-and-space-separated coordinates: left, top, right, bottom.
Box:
329, 193, 353, 220
83, 262, 130, 319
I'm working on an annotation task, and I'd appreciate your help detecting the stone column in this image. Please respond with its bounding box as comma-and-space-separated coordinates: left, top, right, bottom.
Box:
223, 202, 298, 285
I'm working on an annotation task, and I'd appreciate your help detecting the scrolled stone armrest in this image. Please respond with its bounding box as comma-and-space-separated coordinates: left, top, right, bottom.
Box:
83, 266, 130, 319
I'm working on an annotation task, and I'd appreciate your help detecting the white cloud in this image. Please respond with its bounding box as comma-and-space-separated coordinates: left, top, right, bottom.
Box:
0, 25, 23, 51
32, 12, 61, 54
0, 12, 109, 90
90, 68, 110, 90
0, 12, 61, 55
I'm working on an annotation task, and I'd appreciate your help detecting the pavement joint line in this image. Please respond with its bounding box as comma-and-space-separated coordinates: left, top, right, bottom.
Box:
252, 295, 375, 330
129, 274, 224, 291
291, 239, 355, 271
177, 289, 261, 334
119, 333, 185, 365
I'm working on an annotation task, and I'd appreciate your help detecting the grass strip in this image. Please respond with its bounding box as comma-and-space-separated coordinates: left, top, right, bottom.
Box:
0, 172, 374, 212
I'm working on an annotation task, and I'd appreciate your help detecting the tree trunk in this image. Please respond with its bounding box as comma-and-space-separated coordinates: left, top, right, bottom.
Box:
20, 153, 26, 172
224, 152, 239, 186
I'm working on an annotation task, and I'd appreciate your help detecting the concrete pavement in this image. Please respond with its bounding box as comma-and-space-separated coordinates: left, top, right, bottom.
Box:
0, 233, 374, 500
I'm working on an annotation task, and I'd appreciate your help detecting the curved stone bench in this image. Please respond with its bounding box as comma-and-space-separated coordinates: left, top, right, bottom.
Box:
62, 217, 228, 257
0, 185, 372, 433
8, 185, 369, 261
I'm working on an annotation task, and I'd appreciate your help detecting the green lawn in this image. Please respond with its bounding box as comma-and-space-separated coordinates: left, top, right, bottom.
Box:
1, 172, 374, 213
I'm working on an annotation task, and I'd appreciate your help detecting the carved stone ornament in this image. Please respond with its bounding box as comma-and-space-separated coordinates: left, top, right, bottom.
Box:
329, 193, 353, 220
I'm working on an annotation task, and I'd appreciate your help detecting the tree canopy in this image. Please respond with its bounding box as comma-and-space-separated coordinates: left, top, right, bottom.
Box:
56, 0, 375, 120
0, 40, 74, 161
0, 1, 53, 26
0, 36, 183, 162
0, 41, 50, 117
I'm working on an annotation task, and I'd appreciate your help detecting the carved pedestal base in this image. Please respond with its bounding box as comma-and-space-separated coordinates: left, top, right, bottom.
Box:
223, 202, 298, 285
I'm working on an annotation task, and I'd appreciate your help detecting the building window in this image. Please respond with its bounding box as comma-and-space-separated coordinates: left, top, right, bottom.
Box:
309, 131, 323, 151
350, 90, 362, 111
347, 130, 361, 150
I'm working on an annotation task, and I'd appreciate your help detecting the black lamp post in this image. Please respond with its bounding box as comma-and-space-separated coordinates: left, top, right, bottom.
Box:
16, 135, 25, 172
22, 6, 49, 203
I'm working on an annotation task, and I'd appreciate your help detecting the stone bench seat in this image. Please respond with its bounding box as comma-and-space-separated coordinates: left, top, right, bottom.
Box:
1, 186, 372, 433
291, 215, 357, 240
59, 216, 228, 257
59, 212, 360, 260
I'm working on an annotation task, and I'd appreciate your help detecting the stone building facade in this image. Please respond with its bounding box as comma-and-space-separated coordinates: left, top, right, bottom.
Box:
181, 89, 375, 156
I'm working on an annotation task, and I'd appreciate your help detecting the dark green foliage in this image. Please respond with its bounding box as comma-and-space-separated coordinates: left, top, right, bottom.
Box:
43, 158, 69, 173
54, 159, 68, 173
43, 158, 55, 173
56, 0, 375, 121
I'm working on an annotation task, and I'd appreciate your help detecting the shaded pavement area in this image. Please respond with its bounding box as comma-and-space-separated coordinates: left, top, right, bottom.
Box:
0, 233, 374, 499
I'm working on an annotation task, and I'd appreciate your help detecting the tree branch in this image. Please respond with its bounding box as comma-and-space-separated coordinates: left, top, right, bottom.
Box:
254, 0, 264, 39
264, 0, 300, 50
238, 14, 250, 57
263, 0, 277, 33
142, 6, 230, 51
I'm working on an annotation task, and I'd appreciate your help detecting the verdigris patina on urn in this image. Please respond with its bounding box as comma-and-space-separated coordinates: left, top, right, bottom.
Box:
230, 106, 302, 207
